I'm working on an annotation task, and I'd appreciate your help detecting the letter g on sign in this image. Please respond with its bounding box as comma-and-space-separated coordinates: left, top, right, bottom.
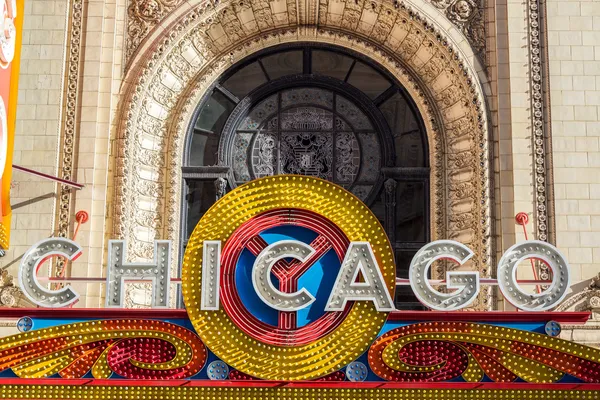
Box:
409, 240, 479, 311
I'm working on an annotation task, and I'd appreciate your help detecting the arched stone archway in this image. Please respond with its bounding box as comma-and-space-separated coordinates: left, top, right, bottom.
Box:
110, 0, 494, 307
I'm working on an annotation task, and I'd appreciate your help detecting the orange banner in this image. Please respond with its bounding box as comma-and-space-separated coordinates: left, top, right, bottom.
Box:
0, 0, 24, 249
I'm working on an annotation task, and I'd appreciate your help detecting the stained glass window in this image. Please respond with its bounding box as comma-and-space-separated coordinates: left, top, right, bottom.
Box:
229, 88, 379, 201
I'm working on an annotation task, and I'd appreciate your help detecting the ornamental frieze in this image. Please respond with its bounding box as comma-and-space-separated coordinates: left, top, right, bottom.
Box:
125, 0, 486, 66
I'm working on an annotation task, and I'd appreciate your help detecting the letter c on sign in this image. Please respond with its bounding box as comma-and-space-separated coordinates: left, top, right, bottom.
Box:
18, 238, 81, 308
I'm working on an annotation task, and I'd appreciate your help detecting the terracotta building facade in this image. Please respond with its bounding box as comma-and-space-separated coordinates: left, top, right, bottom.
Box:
1, 0, 600, 346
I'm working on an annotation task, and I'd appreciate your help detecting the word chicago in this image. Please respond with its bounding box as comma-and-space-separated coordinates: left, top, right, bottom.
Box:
19, 237, 570, 313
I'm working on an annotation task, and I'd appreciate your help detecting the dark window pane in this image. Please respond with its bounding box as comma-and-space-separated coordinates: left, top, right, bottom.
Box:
312, 50, 353, 81
394, 130, 425, 167
261, 51, 303, 80
366, 187, 385, 225
395, 250, 416, 279
189, 131, 219, 166
395, 286, 426, 310
185, 180, 217, 239
222, 62, 267, 98
347, 62, 391, 99
395, 249, 426, 310
395, 182, 426, 242
195, 90, 235, 134
379, 93, 424, 167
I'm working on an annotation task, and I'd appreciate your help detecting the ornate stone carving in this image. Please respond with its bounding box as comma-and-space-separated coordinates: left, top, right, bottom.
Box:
0, 270, 32, 308
112, 0, 492, 308
125, 0, 485, 74
214, 177, 227, 200
126, 0, 186, 63
557, 273, 600, 313
429, 0, 485, 60
0, 270, 16, 307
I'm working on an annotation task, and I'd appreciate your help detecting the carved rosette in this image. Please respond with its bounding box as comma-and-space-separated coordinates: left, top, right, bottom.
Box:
114, 0, 492, 308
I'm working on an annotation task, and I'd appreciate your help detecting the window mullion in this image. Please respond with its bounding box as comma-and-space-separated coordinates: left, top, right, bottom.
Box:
384, 178, 397, 244
215, 84, 240, 104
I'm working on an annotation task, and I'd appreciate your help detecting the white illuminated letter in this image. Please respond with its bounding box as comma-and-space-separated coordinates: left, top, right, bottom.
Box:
105, 240, 172, 308
251, 240, 316, 311
200, 240, 221, 310
497, 240, 570, 311
409, 240, 479, 311
18, 238, 82, 308
325, 242, 395, 312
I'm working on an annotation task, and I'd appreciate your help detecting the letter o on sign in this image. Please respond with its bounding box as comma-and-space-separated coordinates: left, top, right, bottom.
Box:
497, 241, 570, 311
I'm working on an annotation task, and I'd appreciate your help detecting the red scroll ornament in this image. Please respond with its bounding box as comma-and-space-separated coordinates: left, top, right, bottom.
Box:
369, 322, 600, 383
0, 320, 206, 379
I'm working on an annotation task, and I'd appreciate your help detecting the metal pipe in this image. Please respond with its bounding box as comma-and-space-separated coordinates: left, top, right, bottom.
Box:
35, 276, 553, 286
12, 165, 84, 189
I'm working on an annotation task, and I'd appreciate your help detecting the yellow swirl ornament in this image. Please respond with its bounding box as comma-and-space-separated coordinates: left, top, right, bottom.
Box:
182, 175, 396, 380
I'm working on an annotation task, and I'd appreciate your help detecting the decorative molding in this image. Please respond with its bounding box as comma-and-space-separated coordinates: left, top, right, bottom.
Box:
113, 0, 492, 308
126, 0, 187, 65
55, 0, 84, 276
0, 270, 18, 307
124, 0, 487, 71
428, 0, 485, 61
526, 0, 550, 281
214, 177, 227, 200
0, 270, 32, 308
557, 274, 600, 313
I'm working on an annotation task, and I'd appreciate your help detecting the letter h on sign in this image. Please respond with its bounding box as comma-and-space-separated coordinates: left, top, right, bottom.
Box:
105, 240, 172, 308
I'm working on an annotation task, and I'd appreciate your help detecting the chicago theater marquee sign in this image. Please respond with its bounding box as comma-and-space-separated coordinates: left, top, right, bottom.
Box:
1, 176, 600, 399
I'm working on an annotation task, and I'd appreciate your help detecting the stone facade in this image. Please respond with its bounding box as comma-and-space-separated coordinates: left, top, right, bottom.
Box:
547, 0, 600, 283
0, 0, 598, 343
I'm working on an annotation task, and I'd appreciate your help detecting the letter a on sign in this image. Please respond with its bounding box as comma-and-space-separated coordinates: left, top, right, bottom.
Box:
325, 242, 395, 311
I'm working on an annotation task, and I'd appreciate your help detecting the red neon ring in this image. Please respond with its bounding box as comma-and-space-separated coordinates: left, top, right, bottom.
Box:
220, 208, 352, 347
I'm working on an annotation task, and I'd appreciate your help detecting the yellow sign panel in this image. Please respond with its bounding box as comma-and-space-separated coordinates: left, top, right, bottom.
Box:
182, 175, 396, 380
0, 0, 24, 249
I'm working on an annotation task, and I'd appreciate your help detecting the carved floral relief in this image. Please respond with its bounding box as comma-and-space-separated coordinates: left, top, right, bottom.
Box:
127, 0, 186, 62
125, 0, 486, 65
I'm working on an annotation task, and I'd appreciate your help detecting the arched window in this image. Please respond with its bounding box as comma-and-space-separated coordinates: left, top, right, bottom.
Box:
183, 45, 429, 309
